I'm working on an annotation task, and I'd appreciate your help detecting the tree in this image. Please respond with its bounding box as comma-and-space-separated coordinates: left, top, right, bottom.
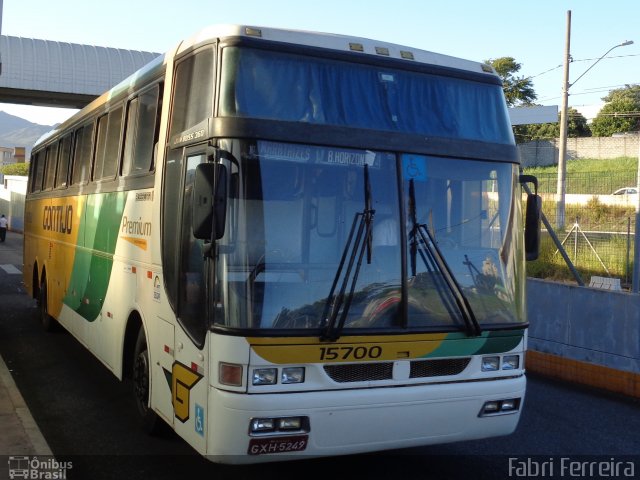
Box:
602, 84, 640, 104
514, 108, 590, 143
486, 57, 537, 107
0, 162, 29, 176
590, 85, 640, 137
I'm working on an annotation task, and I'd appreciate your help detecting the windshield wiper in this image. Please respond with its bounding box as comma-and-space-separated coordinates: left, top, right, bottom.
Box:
321, 164, 375, 341
408, 179, 481, 337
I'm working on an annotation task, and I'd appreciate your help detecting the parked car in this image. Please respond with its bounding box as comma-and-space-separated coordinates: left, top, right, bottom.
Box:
612, 187, 638, 195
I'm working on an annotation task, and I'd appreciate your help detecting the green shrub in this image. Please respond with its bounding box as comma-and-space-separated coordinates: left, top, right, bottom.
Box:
0, 162, 29, 176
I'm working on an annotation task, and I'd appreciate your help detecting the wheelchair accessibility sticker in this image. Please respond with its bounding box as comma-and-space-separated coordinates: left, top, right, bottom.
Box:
195, 403, 205, 437
402, 154, 427, 181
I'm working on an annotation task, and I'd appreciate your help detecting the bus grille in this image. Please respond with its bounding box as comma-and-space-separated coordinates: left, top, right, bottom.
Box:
324, 362, 393, 383
324, 358, 471, 383
409, 358, 471, 378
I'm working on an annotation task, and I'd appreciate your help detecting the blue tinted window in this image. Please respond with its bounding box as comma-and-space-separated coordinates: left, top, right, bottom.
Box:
220, 48, 513, 144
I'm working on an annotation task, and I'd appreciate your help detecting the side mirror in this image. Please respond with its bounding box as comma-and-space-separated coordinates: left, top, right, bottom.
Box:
192, 163, 227, 240
520, 174, 541, 261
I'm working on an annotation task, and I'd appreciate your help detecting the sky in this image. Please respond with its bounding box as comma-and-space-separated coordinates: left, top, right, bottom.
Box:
0, 0, 638, 125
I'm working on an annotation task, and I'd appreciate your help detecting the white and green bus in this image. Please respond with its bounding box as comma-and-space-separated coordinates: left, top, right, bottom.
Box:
24, 25, 540, 463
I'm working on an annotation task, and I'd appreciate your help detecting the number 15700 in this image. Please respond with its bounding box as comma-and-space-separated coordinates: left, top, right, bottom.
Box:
319, 345, 382, 361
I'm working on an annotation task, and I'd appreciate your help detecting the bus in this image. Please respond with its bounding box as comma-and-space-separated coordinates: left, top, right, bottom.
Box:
24, 24, 540, 463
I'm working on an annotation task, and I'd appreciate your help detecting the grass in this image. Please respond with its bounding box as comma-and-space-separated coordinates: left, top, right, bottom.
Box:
524, 156, 637, 194
526, 233, 633, 285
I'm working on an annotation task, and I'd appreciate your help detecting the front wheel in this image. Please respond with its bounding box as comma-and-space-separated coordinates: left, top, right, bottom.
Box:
132, 327, 162, 434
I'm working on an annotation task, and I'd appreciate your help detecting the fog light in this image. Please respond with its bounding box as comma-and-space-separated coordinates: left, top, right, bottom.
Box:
253, 368, 277, 385
479, 398, 520, 417
250, 418, 275, 433
482, 401, 500, 414
277, 417, 302, 430
281, 367, 305, 384
502, 355, 520, 370
481, 356, 500, 372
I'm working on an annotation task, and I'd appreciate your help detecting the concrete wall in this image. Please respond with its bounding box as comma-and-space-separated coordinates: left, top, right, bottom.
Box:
519, 135, 640, 167
526, 278, 640, 397
527, 278, 639, 373
0, 176, 27, 233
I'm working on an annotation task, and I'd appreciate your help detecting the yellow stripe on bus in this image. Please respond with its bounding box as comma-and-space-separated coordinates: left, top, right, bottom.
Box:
26, 196, 84, 318
248, 333, 450, 364
120, 236, 149, 250
251, 339, 446, 364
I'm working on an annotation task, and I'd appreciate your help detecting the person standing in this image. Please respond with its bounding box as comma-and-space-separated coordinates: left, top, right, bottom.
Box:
0, 214, 8, 242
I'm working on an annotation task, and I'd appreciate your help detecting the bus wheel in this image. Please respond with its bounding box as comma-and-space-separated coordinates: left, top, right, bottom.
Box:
38, 278, 58, 332
132, 327, 162, 434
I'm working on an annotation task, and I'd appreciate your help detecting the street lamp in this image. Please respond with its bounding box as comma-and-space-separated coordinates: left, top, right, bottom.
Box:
556, 10, 634, 230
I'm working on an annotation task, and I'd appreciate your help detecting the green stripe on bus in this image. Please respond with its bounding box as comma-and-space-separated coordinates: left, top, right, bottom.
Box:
422, 330, 524, 358
65, 192, 128, 322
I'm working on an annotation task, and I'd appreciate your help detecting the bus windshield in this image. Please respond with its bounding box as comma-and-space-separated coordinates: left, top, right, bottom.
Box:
219, 47, 514, 145
213, 140, 524, 333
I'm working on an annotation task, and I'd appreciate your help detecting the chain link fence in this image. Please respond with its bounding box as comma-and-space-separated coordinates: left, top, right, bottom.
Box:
525, 169, 638, 288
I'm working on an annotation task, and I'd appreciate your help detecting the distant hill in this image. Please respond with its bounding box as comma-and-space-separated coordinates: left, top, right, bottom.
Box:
0, 111, 55, 159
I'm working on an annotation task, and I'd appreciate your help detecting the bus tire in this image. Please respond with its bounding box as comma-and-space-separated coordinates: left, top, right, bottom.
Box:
132, 327, 162, 434
38, 277, 58, 332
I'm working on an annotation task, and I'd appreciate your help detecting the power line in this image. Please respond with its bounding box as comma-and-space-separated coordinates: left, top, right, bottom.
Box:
538, 82, 639, 102
521, 53, 639, 85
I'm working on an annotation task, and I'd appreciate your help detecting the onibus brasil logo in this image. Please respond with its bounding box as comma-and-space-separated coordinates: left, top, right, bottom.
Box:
7, 456, 72, 479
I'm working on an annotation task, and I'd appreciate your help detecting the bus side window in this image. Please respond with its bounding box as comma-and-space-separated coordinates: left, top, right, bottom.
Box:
71, 123, 95, 186
94, 106, 123, 181
122, 84, 161, 176
43, 144, 59, 191
169, 50, 214, 135
31, 150, 46, 193
55, 135, 73, 189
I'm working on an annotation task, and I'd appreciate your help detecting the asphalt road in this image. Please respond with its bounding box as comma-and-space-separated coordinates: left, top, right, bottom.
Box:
1, 236, 639, 479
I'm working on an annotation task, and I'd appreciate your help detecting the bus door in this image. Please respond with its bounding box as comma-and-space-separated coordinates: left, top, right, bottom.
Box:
171, 146, 211, 454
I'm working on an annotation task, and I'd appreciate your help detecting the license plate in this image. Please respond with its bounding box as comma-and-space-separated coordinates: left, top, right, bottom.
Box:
248, 435, 309, 455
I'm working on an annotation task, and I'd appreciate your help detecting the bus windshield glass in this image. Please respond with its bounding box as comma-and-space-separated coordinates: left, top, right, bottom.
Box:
219, 47, 513, 144
213, 140, 524, 332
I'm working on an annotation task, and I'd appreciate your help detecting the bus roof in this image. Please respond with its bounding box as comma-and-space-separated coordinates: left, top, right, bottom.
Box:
179, 24, 497, 77
34, 24, 498, 150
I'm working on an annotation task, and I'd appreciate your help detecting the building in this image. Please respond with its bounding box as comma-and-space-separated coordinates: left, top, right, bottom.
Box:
0, 146, 26, 184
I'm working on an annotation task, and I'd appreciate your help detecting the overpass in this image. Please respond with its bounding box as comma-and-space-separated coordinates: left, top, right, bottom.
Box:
0, 34, 160, 109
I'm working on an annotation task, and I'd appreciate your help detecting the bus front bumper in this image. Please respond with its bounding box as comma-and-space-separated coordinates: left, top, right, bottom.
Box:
206, 374, 526, 464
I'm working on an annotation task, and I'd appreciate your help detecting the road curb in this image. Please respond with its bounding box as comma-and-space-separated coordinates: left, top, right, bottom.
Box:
0, 352, 53, 456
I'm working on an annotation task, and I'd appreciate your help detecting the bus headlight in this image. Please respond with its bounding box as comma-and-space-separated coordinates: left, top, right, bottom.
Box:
252, 368, 277, 385
281, 367, 305, 384
481, 356, 500, 372
502, 355, 520, 370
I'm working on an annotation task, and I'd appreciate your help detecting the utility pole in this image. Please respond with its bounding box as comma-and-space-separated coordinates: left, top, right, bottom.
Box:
633, 136, 640, 293
555, 10, 633, 232
556, 10, 571, 231
0, 0, 3, 75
